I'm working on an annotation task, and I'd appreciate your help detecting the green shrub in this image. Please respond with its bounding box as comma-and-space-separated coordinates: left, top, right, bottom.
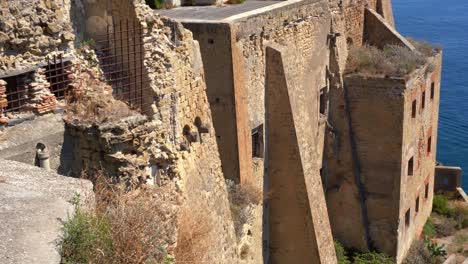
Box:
352, 251, 394, 264
60, 176, 171, 264
455, 234, 468, 244
145, 0, 164, 9
452, 202, 468, 229
423, 218, 436, 238
433, 195, 454, 217
334, 240, 351, 264
61, 196, 112, 264
227, 0, 245, 4
402, 240, 435, 264
425, 239, 447, 257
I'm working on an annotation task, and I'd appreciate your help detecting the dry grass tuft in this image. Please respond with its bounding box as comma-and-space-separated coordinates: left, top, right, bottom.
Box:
346, 44, 428, 77
403, 240, 436, 264
64, 69, 135, 125
61, 172, 173, 264
227, 180, 263, 238
407, 37, 441, 57
174, 208, 213, 263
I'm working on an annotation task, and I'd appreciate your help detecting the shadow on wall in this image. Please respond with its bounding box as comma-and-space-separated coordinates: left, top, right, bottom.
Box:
58, 125, 74, 176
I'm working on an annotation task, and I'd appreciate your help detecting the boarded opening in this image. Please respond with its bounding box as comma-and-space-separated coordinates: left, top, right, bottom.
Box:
408, 157, 414, 176
412, 100, 417, 118
252, 124, 264, 158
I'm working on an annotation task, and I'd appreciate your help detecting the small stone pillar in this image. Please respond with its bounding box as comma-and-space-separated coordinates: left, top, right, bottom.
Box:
28, 68, 57, 115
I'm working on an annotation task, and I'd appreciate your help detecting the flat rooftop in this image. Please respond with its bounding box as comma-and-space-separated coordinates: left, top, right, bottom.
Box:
155, 0, 299, 22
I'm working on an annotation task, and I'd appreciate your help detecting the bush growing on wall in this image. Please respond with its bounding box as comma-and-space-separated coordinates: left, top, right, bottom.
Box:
145, 0, 164, 9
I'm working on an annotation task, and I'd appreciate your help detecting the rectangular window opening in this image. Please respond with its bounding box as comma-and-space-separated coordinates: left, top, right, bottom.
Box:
44, 59, 72, 100
405, 208, 411, 227
408, 157, 414, 176
425, 183, 429, 199
431, 82, 435, 99
422, 91, 426, 109
319, 87, 327, 115
252, 124, 264, 158
3, 73, 30, 113
427, 136, 432, 154
412, 100, 417, 118
416, 196, 420, 213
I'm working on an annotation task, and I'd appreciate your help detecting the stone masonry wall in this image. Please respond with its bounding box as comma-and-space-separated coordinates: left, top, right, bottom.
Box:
397, 53, 442, 263
66, 2, 240, 261
327, 51, 442, 263
343, 75, 406, 257
234, 0, 336, 262
364, 8, 415, 50
182, 22, 241, 183
265, 42, 337, 264
0, 0, 74, 75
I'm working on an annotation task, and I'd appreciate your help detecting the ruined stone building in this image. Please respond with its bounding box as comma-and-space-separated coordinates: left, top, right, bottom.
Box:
0, 0, 442, 263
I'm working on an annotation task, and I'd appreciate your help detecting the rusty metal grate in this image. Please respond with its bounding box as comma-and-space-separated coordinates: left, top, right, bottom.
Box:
95, 19, 151, 112
45, 54, 73, 100
3, 74, 29, 113
1, 54, 72, 114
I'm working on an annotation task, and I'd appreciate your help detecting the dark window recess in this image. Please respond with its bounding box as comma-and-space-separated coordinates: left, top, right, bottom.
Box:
44, 54, 72, 100
412, 100, 417, 118
425, 183, 429, 199
421, 91, 426, 109
408, 157, 414, 176
443, 177, 449, 186
427, 136, 432, 154
416, 196, 420, 213
252, 124, 264, 158
431, 82, 435, 99
319, 87, 327, 114
405, 208, 411, 227
3, 74, 29, 113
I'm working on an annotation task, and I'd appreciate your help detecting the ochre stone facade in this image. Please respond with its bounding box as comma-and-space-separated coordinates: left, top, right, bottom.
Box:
0, 0, 446, 263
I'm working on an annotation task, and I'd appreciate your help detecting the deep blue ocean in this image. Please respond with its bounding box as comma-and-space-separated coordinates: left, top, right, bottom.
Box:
393, 0, 468, 190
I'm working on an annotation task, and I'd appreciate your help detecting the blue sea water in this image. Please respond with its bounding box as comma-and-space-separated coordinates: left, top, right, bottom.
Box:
393, 0, 468, 190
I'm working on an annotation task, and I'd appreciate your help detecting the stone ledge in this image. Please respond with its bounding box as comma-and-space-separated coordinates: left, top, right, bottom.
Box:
0, 159, 93, 264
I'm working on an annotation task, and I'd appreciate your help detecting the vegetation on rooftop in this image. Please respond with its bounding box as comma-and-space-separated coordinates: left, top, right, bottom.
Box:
345, 40, 439, 77
407, 37, 442, 57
